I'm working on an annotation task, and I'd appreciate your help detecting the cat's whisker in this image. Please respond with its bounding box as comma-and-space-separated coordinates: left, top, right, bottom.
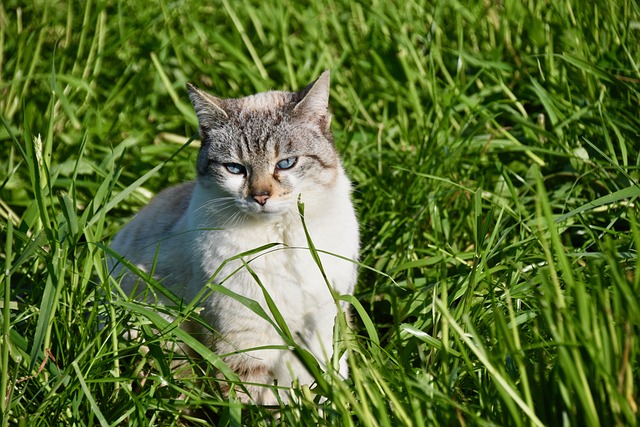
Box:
203, 204, 236, 217
197, 196, 235, 211
198, 198, 239, 218
226, 210, 249, 229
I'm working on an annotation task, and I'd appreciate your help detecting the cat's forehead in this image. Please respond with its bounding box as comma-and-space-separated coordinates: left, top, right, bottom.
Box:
219, 92, 302, 135
237, 91, 292, 112
205, 94, 294, 158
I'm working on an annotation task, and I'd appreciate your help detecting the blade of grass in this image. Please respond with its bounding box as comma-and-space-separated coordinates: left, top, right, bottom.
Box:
114, 300, 239, 382
1, 220, 13, 424
72, 361, 109, 427
556, 185, 640, 223
218, 0, 268, 80
435, 298, 544, 427
150, 52, 197, 126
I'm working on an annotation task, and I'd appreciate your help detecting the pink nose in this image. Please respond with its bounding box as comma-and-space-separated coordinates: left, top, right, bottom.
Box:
253, 193, 269, 206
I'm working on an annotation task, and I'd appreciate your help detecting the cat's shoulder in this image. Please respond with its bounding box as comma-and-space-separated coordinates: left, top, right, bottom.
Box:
111, 181, 196, 258
154, 181, 196, 202
129, 181, 195, 227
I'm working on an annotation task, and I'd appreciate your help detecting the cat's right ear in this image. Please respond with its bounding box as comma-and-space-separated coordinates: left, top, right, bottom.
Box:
186, 83, 229, 130
293, 70, 332, 135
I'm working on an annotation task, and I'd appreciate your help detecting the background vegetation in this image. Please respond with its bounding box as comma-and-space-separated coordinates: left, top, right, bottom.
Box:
1, 0, 639, 425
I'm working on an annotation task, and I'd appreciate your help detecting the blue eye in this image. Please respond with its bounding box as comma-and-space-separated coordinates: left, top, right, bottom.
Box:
224, 163, 246, 175
276, 157, 297, 170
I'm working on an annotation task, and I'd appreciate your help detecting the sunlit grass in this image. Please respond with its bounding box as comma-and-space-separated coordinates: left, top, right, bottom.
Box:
1, 0, 639, 425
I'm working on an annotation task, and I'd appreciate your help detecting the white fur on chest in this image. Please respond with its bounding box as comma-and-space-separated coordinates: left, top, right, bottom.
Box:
189, 203, 354, 329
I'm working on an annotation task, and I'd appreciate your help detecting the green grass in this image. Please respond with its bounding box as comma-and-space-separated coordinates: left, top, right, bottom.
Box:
1, 0, 640, 425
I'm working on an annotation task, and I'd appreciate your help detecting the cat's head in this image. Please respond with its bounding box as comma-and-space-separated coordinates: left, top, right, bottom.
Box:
187, 71, 340, 218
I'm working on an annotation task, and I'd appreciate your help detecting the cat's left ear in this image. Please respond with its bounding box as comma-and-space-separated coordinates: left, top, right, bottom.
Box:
294, 70, 331, 132
186, 83, 229, 131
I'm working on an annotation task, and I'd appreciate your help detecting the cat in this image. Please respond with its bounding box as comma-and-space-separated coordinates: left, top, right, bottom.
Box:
109, 71, 359, 405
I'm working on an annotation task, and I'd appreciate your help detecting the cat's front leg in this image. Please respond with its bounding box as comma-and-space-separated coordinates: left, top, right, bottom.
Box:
213, 334, 286, 405
216, 354, 281, 405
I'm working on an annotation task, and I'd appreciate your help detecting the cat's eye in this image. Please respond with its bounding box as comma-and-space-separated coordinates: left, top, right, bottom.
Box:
276, 157, 297, 170
224, 163, 246, 175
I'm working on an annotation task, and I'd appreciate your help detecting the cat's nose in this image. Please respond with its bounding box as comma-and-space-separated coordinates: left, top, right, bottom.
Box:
252, 193, 270, 206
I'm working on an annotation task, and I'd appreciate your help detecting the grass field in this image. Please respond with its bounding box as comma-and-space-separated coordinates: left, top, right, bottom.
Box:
1, 0, 640, 425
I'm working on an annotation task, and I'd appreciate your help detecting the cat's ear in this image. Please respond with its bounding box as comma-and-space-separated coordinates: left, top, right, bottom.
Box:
293, 70, 331, 131
186, 83, 229, 130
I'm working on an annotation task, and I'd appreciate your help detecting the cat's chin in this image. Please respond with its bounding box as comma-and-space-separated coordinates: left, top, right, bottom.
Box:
236, 201, 292, 220
248, 210, 283, 219
241, 210, 289, 223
